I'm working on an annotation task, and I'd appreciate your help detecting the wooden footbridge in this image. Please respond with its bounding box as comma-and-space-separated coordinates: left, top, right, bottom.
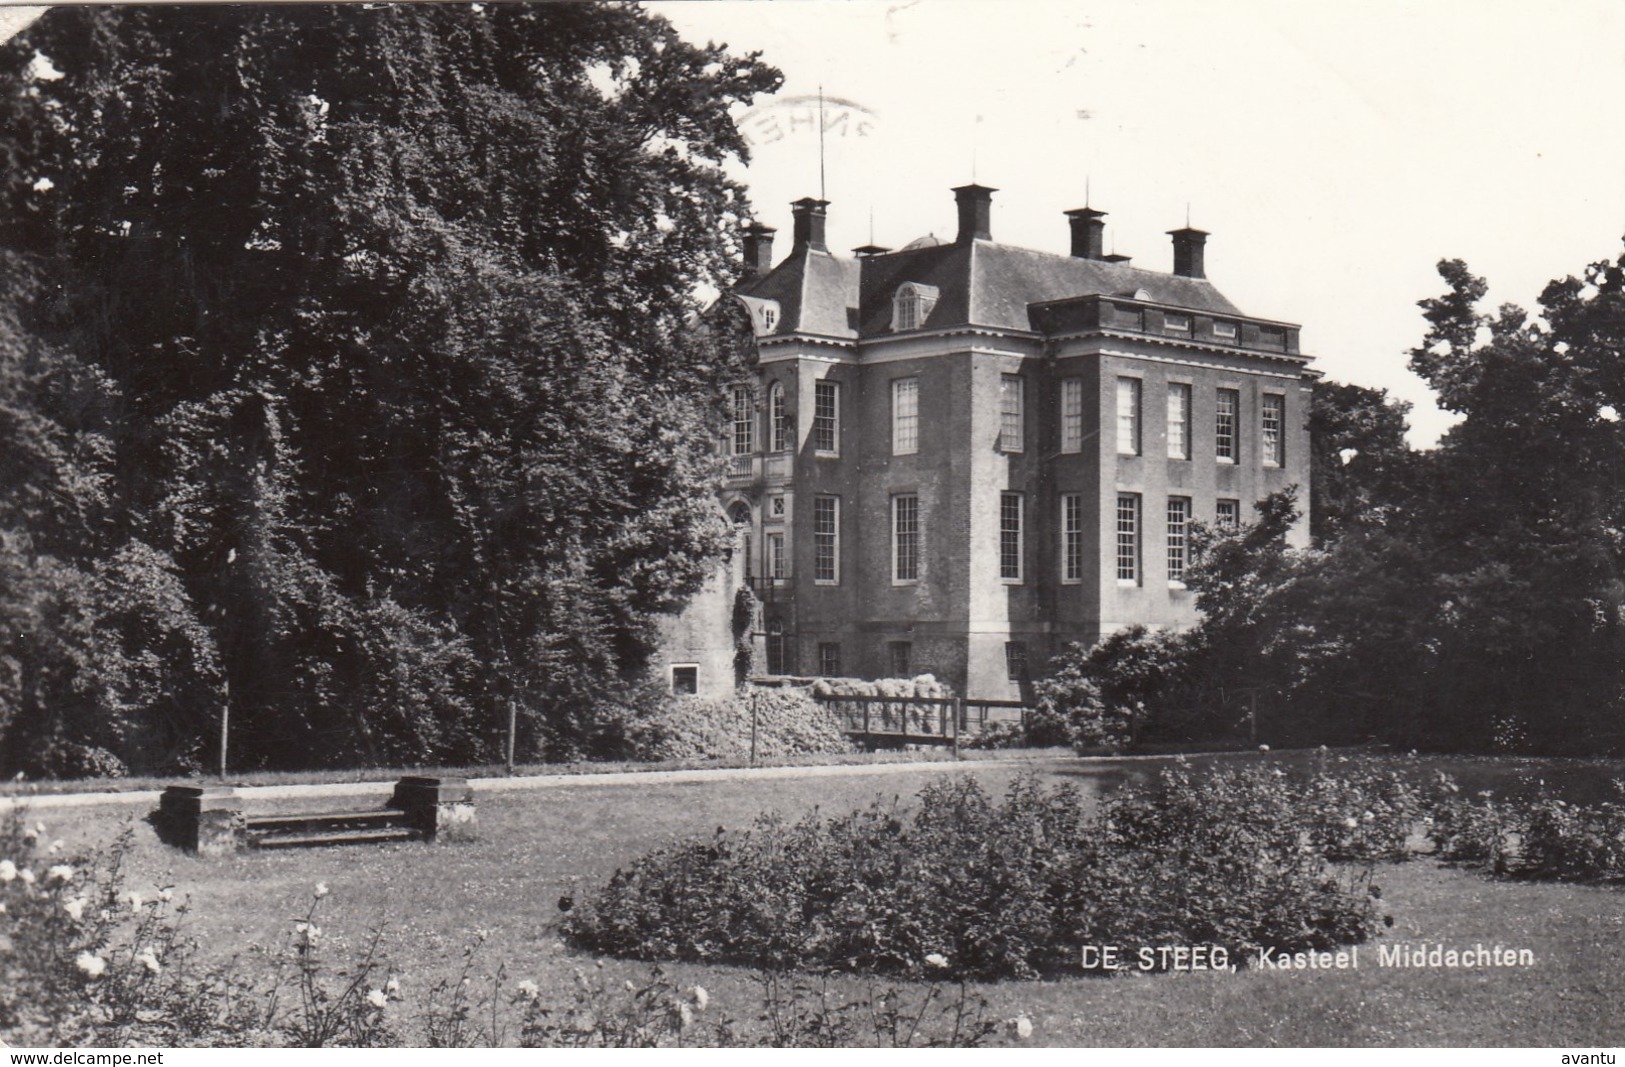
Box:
811, 694, 1030, 752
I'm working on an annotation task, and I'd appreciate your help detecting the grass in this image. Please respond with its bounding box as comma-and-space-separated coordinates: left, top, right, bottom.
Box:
20, 753, 1625, 1047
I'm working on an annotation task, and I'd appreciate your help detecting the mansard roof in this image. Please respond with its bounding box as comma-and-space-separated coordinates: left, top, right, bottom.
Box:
739, 234, 1249, 342
741, 245, 860, 340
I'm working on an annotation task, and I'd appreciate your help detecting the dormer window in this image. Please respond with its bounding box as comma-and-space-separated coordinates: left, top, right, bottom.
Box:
892, 282, 940, 332
734, 295, 781, 337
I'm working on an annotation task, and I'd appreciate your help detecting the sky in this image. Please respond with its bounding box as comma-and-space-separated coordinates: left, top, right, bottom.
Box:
648, 0, 1625, 447
7, 3, 1625, 446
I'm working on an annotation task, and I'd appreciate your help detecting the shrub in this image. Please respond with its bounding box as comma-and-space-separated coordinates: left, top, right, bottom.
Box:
627, 687, 854, 762
1427, 776, 1625, 882
2, 812, 196, 1046
1066, 761, 1387, 964
1032, 630, 1213, 749
1027, 663, 1121, 749
562, 767, 1389, 980
1294, 751, 1431, 862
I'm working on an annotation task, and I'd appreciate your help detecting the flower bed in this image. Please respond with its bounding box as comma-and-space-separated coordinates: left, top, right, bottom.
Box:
562, 761, 1401, 980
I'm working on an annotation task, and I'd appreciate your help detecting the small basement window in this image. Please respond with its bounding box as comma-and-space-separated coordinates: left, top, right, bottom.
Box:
670, 665, 699, 695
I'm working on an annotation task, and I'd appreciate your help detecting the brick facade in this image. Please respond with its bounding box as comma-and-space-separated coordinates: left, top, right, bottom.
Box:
666, 185, 1314, 701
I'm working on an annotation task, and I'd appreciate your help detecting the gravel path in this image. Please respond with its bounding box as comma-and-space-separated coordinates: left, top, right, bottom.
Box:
0, 753, 1083, 811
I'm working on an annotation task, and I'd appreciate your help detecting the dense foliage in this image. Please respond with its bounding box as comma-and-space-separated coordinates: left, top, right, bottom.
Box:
562, 763, 1401, 980
0, 6, 778, 775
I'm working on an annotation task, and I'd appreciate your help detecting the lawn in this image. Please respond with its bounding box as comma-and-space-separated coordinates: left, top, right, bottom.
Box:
21, 752, 1625, 1047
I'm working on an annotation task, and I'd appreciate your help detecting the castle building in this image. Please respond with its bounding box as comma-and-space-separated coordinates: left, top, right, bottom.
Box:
692, 184, 1313, 701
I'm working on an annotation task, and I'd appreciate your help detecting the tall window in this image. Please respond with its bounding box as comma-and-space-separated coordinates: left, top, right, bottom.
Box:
999, 375, 1024, 452
1061, 378, 1084, 453
1116, 493, 1140, 584
1117, 377, 1141, 455
818, 642, 842, 677
1215, 388, 1239, 463
892, 377, 919, 455
892, 494, 919, 583
1261, 394, 1285, 466
1216, 498, 1241, 530
1005, 642, 1028, 683
769, 382, 791, 453
730, 385, 754, 455
889, 641, 912, 678
813, 380, 840, 454
813, 495, 839, 584
767, 531, 787, 580
1167, 382, 1191, 460
999, 493, 1023, 581
1061, 493, 1084, 583
1167, 497, 1190, 584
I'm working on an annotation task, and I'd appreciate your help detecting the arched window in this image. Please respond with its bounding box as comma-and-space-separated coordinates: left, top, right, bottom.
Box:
769, 382, 791, 452
891, 282, 940, 332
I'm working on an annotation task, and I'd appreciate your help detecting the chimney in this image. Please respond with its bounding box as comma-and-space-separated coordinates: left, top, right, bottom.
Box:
1168, 227, 1209, 279
951, 183, 995, 243
1064, 207, 1107, 259
742, 222, 776, 278
790, 197, 829, 252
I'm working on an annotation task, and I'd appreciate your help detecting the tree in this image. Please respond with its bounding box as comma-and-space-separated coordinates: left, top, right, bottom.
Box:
0, 7, 780, 772
1399, 254, 1625, 750
1308, 380, 1416, 545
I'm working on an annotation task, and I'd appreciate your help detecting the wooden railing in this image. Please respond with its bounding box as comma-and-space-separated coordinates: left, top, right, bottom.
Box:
812, 694, 1029, 749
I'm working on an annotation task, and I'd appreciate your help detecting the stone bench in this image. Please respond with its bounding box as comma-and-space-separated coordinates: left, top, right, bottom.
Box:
153, 776, 476, 855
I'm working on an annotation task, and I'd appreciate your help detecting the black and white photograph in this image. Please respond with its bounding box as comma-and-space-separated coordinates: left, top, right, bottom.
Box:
1, 0, 1624, 1053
